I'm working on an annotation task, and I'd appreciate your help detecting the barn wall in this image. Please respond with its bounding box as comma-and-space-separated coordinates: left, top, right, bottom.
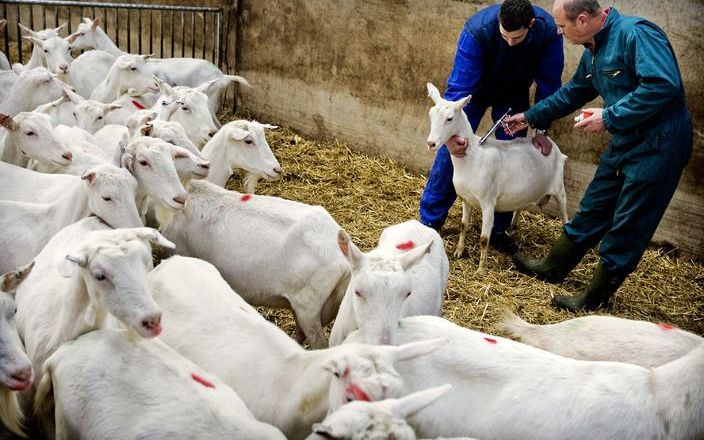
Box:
234, 0, 704, 259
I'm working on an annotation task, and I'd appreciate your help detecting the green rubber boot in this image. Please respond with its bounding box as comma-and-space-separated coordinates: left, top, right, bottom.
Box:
512, 232, 586, 283
553, 263, 627, 312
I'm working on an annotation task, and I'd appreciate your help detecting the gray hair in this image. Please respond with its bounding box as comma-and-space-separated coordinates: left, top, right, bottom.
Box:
563, 0, 601, 20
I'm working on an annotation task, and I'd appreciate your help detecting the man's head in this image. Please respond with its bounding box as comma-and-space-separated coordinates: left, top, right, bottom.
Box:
499, 0, 536, 46
552, 0, 602, 44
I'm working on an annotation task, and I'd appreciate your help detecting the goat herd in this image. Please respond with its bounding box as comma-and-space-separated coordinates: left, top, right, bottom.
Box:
0, 15, 702, 440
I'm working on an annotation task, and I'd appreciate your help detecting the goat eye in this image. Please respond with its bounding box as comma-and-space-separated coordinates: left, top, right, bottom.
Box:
101, 196, 112, 201
80, 32, 85, 36
97, 116, 103, 120
72, 112, 77, 119
405, 291, 412, 298
67, 46, 72, 51
25, 131, 35, 136
129, 66, 137, 72
181, 107, 190, 112
446, 116, 453, 122
43, 49, 48, 53
139, 160, 149, 166
94, 273, 106, 281
244, 139, 254, 145
354, 290, 362, 298
161, 100, 169, 106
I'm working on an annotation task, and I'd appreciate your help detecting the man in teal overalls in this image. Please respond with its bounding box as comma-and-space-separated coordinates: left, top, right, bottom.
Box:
504, 0, 692, 311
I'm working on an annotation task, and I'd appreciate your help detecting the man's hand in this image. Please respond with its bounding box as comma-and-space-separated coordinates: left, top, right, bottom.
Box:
503, 113, 529, 136
574, 107, 604, 133
446, 135, 469, 157
532, 133, 552, 156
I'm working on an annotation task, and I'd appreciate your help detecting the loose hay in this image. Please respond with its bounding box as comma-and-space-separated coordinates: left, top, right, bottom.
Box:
220, 112, 704, 339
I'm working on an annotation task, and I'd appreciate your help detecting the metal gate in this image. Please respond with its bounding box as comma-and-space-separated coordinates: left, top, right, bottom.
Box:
1, 0, 238, 109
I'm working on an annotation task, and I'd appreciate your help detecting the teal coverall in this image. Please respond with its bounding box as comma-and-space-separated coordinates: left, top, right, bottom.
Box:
524, 8, 692, 276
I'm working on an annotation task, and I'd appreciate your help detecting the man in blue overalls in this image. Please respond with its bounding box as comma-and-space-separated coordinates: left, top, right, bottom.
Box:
419, 0, 564, 254
504, 0, 692, 311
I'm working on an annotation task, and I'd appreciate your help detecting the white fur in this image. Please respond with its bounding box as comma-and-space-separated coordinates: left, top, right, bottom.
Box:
0, 163, 142, 274
0, 67, 66, 116
348, 315, 704, 440
90, 54, 159, 103
159, 180, 351, 348
0, 111, 72, 168
149, 255, 447, 439
501, 311, 704, 368
330, 220, 447, 346
201, 119, 282, 193
426, 82, 568, 273
0, 161, 79, 203
35, 329, 286, 440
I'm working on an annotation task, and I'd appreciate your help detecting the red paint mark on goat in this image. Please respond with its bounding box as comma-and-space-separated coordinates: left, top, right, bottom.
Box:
130, 99, 146, 110
345, 384, 371, 402
240, 194, 252, 202
658, 323, 674, 331
191, 373, 215, 388
396, 240, 415, 251
484, 337, 497, 345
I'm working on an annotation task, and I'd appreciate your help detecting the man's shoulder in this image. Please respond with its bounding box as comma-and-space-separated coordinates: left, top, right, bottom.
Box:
465, 4, 500, 34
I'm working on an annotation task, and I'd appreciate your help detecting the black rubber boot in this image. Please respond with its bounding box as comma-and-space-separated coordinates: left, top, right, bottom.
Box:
512, 232, 586, 283
489, 232, 518, 255
553, 263, 627, 312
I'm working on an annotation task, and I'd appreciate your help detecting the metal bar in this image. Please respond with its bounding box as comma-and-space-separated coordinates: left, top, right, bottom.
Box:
29, 4, 34, 31
3, 3, 9, 61
17, 4, 22, 65
211, 12, 215, 64
42, 4, 46, 29
180, 10, 184, 57
216, 8, 221, 68
169, 10, 173, 58
126, 8, 130, 53
1, 0, 220, 13
102, 7, 106, 35
67, 6, 71, 35
202, 12, 206, 61
138, 9, 142, 54
53, 5, 57, 27
190, 11, 195, 58
115, 6, 119, 51
159, 11, 163, 58
149, 10, 153, 56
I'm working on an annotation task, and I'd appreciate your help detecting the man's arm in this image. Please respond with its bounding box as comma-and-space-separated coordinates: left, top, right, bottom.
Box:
534, 32, 564, 106
444, 29, 484, 102
601, 23, 682, 133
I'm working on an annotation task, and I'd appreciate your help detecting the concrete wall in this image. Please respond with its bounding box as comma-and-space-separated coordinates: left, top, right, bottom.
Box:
235, 0, 704, 259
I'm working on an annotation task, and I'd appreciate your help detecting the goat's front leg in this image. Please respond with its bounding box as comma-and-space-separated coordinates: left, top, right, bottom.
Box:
556, 185, 569, 224
453, 199, 472, 258
478, 203, 495, 274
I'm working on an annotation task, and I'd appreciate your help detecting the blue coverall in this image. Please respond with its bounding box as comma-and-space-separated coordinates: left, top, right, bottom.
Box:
419, 4, 564, 231
525, 8, 692, 275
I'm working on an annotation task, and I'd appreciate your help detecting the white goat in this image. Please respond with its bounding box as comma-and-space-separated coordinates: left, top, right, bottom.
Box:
0, 68, 19, 105
159, 180, 350, 348
0, 163, 143, 274
34, 329, 287, 440
330, 221, 447, 346
90, 54, 159, 103
308, 385, 456, 440
0, 162, 79, 203
149, 255, 447, 439
68, 17, 250, 115
347, 315, 704, 440
201, 119, 282, 193
0, 111, 72, 168
501, 311, 704, 368
426, 82, 568, 272
0, 67, 66, 116
15, 219, 172, 383
0, 263, 35, 437
17, 23, 65, 70
0, 20, 9, 71
21, 34, 72, 76
55, 87, 122, 133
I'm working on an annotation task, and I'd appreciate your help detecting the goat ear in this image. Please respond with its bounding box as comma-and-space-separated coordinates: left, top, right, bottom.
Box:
17, 23, 35, 37
82, 17, 92, 24
154, 75, 174, 97
0, 261, 35, 296
62, 86, 84, 104
0, 113, 17, 131
54, 23, 67, 35
66, 33, 79, 44
0, 19, 6, 33
172, 146, 191, 159
454, 94, 472, 110
228, 127, 249, 141
23, 35, 44, 48
311, 424, 338, 439
104, 101, 123, 113
58, 253, 87, 278
141, 53, 154, 60
81, 170, 96, 184
427, 82, 442, 104
260, 123, 278, 130
91, 17, 101, 30
391, 384, 451, 419
398, 239, 432, 271
337, 230, 364, 270
321, 358, 349, 379
131, 228, 176, 249
120, 151, 134, 171
387, 338, 448, 362
140, 123, 153, 137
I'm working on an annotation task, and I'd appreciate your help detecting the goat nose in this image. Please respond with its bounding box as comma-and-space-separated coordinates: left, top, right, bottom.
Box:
173, 194, 186, 205
141, 314, 162, 336
11, 367, 32, 383
59, 64, 69, 72
427, 141, 436, 149
208, 129, 217, 137
62, 151, 73, 161
273, 165, 282, 175
200, 162, 211, 170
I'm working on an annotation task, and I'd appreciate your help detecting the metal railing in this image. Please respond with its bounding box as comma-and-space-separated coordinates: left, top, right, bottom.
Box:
1, 0, 224, 69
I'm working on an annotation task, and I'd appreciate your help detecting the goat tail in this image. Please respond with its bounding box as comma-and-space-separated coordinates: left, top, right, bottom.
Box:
223, 74, 251, 88
498, 308, 536, 339
0, 387, 26, 437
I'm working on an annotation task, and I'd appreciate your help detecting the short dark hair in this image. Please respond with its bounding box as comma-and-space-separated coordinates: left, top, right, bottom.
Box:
563, 0, 601, 20
499, 0, 535, 31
